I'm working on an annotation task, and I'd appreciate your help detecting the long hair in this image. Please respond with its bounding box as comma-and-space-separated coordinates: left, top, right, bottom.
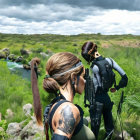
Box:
31, 58, 42, 125
31, 58, 49, 140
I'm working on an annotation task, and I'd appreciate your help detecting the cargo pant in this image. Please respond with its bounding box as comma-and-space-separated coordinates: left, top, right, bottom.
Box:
90, 92, 114, 140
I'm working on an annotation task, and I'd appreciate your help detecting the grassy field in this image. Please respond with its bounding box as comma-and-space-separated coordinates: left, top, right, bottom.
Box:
0, 33, 140, 139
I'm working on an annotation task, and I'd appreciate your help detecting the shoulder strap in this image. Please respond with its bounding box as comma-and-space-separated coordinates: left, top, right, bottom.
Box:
73, 104, 84, 136
75, 104, 84, 116
49, 100, 69, 130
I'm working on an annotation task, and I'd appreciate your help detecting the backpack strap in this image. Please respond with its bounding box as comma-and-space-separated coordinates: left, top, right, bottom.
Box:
43, 94, 66, 124
73, 104, 84, 136
48, 100, 69, 131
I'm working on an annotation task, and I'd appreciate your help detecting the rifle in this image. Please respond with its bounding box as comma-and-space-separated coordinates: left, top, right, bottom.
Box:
117, 91, 124, 115
84, 68, 95, 108
117, 91, 124, 140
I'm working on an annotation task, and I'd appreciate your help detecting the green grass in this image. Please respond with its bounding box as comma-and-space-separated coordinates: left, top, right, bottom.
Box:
0, 61, 32, 123
0, 33, 140, 139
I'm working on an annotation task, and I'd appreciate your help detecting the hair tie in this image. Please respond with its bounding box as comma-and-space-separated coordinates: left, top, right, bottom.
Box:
44, 74, 51, 79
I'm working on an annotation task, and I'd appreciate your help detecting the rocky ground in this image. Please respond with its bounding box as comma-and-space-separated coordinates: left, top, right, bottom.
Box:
0, 104, 45, 140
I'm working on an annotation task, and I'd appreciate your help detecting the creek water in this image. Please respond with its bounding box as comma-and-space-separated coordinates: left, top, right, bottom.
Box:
2, 60, 31, 81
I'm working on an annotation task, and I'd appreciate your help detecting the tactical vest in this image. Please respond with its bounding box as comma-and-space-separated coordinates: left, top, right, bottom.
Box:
91, 58, 116, 92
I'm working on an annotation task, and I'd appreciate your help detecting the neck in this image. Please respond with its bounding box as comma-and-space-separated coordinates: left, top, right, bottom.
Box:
94, 51, 101, 58
59, 81, 74, 102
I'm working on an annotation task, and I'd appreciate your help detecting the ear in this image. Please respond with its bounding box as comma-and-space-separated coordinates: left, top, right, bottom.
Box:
70, 73, 76, 83
71, 73, 79, 91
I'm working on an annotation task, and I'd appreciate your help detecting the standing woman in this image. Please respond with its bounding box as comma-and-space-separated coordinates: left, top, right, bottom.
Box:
31, 52, 95, 140
81, 42, 128, 140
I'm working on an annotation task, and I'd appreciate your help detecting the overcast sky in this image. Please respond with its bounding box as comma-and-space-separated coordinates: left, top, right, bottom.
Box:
0, 0, 140, 35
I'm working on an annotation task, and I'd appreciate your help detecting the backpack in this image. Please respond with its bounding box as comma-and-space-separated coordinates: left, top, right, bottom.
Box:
91, 58, 116, 91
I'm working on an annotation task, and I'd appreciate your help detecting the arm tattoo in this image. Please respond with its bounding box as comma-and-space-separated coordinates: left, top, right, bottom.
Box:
57, 105, 76, 135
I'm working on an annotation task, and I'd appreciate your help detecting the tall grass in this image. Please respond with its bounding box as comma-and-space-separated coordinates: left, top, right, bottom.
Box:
0, 61, 32, 123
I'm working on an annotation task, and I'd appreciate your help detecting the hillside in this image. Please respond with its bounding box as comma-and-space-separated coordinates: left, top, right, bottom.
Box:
0, 33, 140, 140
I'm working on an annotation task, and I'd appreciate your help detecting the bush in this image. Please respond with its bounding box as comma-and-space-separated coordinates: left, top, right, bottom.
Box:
0, 120, 9, 139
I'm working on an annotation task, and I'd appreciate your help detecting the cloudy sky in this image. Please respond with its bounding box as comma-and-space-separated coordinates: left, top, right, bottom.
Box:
0, 0, 140, 35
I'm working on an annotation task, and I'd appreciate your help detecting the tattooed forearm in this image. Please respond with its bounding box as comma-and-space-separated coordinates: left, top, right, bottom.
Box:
57, 105, 76, 134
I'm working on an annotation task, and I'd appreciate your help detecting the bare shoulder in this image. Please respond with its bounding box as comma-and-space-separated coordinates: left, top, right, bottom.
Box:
52, 102, 81, 138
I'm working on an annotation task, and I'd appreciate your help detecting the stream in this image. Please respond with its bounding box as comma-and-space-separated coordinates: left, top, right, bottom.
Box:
4, 60, 31, 81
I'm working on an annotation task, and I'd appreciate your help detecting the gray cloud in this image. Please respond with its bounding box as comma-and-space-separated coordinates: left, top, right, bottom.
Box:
0, 4, 100, 22
0, 0, 140, 11
0, 0, 139, 24
52, 0, 140, 11
0, 0, 140, 35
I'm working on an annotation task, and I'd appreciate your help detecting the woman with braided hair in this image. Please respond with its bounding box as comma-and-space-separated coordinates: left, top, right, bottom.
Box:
31, 52, 95, 140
